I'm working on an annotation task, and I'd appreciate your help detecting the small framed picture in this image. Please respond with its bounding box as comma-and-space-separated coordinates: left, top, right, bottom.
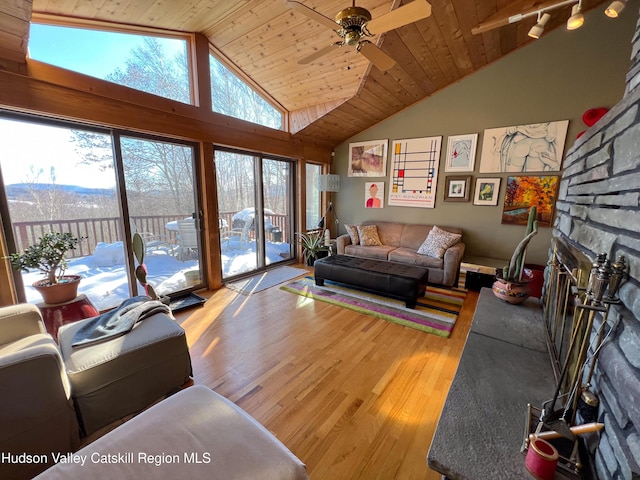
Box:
473, 177, 501, 206
365, 182, 384, 208
445, 133, 478, 172
444, 176, 471, 202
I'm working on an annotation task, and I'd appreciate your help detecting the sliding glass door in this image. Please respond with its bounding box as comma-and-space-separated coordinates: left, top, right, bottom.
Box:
0, 114, 202, 310
119, 135, 204, 298
216, 148, 294, 280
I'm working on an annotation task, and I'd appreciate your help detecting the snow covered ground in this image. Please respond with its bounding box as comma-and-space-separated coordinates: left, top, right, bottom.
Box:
19, 238, 293, 311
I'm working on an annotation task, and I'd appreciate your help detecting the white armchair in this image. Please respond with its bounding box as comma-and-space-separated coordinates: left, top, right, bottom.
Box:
0, 304, 80, 480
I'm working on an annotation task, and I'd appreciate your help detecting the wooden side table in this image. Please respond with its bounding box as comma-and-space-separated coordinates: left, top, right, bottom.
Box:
37, 294, 99, 341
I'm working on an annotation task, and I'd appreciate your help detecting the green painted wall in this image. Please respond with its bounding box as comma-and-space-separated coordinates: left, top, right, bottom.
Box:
332, 7, 636, 265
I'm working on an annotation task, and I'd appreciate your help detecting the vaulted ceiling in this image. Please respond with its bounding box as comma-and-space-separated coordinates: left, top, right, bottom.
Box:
2, 0, 610, 148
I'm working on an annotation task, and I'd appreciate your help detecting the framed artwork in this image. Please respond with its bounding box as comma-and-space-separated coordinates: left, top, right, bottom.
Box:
473, 177, 501, 206
348, 139, 388, 177
365, 182, 384, 208
445, 133, 478, 172
501, 175, 559, 227
388, 136, 442, 208
444, 176, 471, 202
479, 120, 569, 173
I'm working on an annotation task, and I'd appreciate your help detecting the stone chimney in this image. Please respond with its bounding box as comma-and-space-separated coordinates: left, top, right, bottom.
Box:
552, 7, 640, 479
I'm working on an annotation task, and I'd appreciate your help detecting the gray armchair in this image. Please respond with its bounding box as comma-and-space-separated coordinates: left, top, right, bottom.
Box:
0, 304, 80, 480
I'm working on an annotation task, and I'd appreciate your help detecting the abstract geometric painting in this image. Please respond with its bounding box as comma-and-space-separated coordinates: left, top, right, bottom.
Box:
388, 136, 442, 208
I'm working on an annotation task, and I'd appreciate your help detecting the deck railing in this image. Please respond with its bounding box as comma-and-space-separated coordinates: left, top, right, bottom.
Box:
12, 213, 290, 259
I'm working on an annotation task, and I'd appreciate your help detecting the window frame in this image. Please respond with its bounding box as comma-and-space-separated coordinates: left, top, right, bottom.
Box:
29, 14, 197, 106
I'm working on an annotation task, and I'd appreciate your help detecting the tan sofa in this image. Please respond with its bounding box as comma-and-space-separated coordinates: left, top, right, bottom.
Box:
336, 221, 465, 287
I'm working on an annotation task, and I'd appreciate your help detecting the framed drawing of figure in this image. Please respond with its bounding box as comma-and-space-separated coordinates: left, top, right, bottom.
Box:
445, 134, 478, 172
365, 182, 384, 208
479, 121, 569, 173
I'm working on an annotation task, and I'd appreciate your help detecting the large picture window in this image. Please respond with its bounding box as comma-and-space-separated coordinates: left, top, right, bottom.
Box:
209, 54, 283, 130
29, 23, 192, 105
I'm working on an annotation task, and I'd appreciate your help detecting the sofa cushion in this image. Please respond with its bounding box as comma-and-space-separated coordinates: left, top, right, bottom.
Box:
344, 224, 360, 245
388, 247, 444, 268
344, 244, 396, 260
399, 224, 434, 250
417, 226, 462, 258
364, 221, 404, 247
357, 225, 383, 246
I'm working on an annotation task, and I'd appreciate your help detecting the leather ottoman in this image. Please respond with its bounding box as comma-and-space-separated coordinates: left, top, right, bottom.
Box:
314, 255, 429, 308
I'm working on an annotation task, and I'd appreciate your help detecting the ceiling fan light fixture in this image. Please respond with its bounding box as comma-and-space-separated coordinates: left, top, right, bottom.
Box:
567, 2, 584, 30
344, 31, 360, 46
528, 12, 551, 39
605, 0, 626, 18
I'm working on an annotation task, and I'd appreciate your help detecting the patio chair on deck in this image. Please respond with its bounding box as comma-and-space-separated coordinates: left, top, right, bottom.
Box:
130, 219, 173, 256
176, 219, 199, 261
221, 216, 253, 250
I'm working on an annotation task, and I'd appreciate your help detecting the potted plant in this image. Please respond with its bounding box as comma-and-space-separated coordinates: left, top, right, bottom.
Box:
8, 231, 82, 304
493, 206, 539, 304
132, 232, 171, 304
296, 230, 330, 266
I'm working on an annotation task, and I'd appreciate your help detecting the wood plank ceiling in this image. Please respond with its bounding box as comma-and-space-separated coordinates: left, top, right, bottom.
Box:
3, 0, 610, 149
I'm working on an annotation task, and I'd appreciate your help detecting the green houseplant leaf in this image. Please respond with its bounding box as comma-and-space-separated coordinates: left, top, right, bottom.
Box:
8, 231, 80, 285
296, 230, 330, 265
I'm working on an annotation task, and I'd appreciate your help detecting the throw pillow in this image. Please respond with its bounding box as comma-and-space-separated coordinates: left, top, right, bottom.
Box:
344, 224, 360, 245
417, 226, 461, 258
357, 225, 383, 246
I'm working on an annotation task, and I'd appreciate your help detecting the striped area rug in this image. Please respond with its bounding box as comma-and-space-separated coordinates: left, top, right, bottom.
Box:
280, 276, 466, 338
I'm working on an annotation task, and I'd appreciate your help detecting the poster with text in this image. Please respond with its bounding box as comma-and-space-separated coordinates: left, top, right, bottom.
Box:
388, 136, 442, 208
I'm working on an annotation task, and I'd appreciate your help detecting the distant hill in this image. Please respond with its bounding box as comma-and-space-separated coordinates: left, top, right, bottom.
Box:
5, 183, 116, 198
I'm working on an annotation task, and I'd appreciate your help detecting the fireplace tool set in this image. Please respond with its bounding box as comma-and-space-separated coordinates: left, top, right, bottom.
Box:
522, 249, 627, 478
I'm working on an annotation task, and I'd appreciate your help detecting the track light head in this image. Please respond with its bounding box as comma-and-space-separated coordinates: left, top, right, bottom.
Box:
605, 0, 626, 18
567, 3, 584, 30
528, 12, 551, 39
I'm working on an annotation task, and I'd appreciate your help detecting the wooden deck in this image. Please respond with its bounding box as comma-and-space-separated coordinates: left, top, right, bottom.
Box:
173, 265, 478, 480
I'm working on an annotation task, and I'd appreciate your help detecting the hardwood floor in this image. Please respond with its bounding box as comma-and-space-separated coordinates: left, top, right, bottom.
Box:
174, 266, 478, 480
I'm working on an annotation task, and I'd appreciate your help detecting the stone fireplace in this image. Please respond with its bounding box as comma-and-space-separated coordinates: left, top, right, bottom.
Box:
551, 7, 640, 479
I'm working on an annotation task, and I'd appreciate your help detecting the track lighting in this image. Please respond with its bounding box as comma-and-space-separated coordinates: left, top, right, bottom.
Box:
605, 0, 626, 18
567, 1, 584, 30
473, 0, 627, 37
528, 12, 551, 39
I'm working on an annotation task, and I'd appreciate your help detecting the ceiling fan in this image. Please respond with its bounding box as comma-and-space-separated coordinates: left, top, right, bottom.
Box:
286, 0, 432, 71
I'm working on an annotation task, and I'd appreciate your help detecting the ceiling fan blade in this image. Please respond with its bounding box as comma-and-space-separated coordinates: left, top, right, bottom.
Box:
298, 43, 342, 65
286, 1, 338, 31
365, 0, 432, 35
358, 41, 396, 71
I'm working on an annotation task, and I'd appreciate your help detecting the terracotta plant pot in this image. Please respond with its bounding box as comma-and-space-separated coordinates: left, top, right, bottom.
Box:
33, 275, 82, 305
492, 270, 532, 305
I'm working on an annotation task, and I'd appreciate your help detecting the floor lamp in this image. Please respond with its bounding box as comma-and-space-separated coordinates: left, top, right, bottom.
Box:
317, 174, 340, 246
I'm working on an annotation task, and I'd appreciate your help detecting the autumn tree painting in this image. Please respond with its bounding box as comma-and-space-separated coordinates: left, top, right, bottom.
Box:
501, 176, 559, 227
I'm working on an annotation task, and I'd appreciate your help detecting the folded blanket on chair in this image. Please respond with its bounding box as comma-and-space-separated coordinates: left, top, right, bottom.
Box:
71, 296, 171, 347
